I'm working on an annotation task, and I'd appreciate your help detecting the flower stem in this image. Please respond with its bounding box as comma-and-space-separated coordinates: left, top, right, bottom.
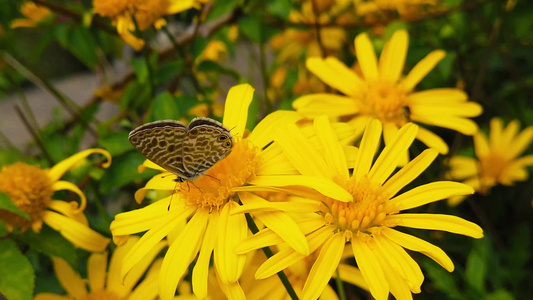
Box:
335, 269, 346, 300
245, 213, 299, 300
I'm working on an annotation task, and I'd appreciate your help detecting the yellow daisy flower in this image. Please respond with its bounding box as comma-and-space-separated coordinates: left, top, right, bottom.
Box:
110, 84, 352, 300
10, 1, 51, 29
35, 236, 165, 300
447, 117, 533, 206
293, 29, 483, 155
92, 0, 197, 50
237, 117, 483, 300
0, 149, 111, 252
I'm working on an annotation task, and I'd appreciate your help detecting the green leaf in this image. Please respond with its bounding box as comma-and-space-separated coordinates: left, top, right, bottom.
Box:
238, 14, 261, 43
205, 0, 240, 22
267, 0, 292, 19
68, 26, 99, 68
196, 60, 240, 80
149, 92, 181, 121
422, 259, 464, 300
18, 226, 78, 268
0, 239, 34, 300
485, 289, 514, 300
99, 152, 157, 194
131, 58, 149, 83
154, 59, 183, 84
0, 191, 30, 220
0, 221, 7, 238
465, 238, 488, 292
99, 130, 133, 157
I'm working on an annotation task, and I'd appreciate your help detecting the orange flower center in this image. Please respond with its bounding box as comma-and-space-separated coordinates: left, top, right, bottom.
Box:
84, 290, 120, 300
179, 139, 259, 210
321, 175, 388, 238
360, 82, 409, 127
0, 162, 53, 232
478, 153, 508, 192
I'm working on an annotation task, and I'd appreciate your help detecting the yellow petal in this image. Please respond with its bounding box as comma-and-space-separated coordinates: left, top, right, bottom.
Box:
355, 33, 379, 81
217, 279, 246, 300
447, 156, 478, 180
354, 119, 382, 179
500, 119, 519, 146
489, 117, 503, 150
167, 0, 195, 14
88, 252, 108, 292
239, 192, 309, 255
234, 227, 284, 255
192, 212, 219, 299
474, 131, 490, 158
51, 257, 88, 298
369, 123, 418, 185
379, 30, 408, 83
381, 227, 454, 271
11, 19, 38, 28
128, 259, 162, 300
51, 181, 87, 214
411, 115, 479, 135
387, 213, 483, 238
416, 127, 449, 154
121, 207, 195, 279
247, 175, 353, 202
410, 102, 483, 117
314, 116, 349, 179
106, 237, 138, 295
159, 209, 209, 300
222, 84, 255, 139
42, 211, 110, 252
292, 94, 359, 118
351, 237, 389, 300
401, 50, 446, 91
507, 125, 533, 159
305, 57, 363, 96
47, 149, 111, 182
117, 20, 145, 50
301, 233, 345, 300
255, 146, 299, 176
48, 200, 88, 225
247, 110, 303, 149
388, 181, 474, 212
214, 201, 247, 283
336, 263, 369, 291
408, 88, 468, 104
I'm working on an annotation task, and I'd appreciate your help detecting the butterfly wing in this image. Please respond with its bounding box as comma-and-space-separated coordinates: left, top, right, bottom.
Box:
128, 120, 191, 177
182, 118, 233, 179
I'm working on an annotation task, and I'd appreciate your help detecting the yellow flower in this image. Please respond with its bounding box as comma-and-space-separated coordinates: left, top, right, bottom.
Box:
34, 236, 164, 300
237, 117, 483, 300
0, 149, 111, 252
94, 85, 124, 103
110, 84, 351, 300
447, 118, 533, 205
11, 1, 51, 28
198, 40, 227, 62
354, 0, 438, 18
93, 0, 197, 50
294, 30, 483, 156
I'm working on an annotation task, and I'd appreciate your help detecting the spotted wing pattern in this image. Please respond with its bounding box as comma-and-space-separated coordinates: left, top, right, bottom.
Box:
182, 117, 233, 179
128, 120, 190, 177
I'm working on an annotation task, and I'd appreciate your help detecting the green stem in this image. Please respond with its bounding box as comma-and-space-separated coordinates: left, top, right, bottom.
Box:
335, 269, 346, 300
258, 42, 272, 115
131, 16, 155, 99
245, 214, 299, 300
14, 105, 54, 164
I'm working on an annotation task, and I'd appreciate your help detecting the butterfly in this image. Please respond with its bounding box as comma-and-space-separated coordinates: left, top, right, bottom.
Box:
128, 117, 233, 182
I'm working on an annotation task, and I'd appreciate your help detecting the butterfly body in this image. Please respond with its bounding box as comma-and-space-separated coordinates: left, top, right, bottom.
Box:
129, 117, 233, 181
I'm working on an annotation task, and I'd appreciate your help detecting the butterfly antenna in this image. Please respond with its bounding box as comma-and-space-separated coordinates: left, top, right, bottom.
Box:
204, 173, 221, 183
189, 180, 204, 193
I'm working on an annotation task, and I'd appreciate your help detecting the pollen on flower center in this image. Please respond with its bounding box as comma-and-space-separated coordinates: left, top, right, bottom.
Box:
0, 162, 54, 231
478, 154, 507, 190
360, 82, 408, 126
321, 176, 388, 237
179, 139, 260, 210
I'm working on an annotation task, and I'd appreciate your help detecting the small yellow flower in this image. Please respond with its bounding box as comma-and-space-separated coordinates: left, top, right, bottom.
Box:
93, 0, 197, 50
94, 85, 124, 103
447, 118, 533, 205
354, 0, 438, 18
237, 117, 483, 300
198, 40, 227, 62
294, 30, 483, 156
0, 149, 111, 252
110, 84, 350, 299
11, 1, 51, 28
34, 236, 164, 300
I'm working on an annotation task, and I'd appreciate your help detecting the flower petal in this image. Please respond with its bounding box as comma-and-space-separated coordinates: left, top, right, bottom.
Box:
47, 149, 111, 182
48, 200, 88, 225
301, 232, 345, 300
128, 259, 162, 300
388, 181, 474, 212
222, 84, 255, 139
381, 227, 453, 271
314, 116, 349, 179
159, 209, 208, 300
410, 102, 482, 118
410, 115, 479, 135
386, 213, 483, 238
42, 211, 110, 252
247, 110, 303, 149
369, 123, 418, 185
248, 175, 353, 202
214, 201, 248, 283
292, 94, 359, 118
355, 33, 379, 81
416, 127, 449, 154
121, 240, 166, 297
447, 156, 478, 180
306, 57, 362, 96
337, 264, 369, 291
51, 257, 88, 299
240, 192, 309, 255
379, 30, 408, 83
354, 119, 382, 179
51, 181, 87, 213
474, 131, 490, 158
382, 149, 438, 198
401, 50, 446, 91
192, 212, 219, 299
88, 252, 107, 292
507, 125, 533, 159
167, 0, 195, 13
351, 237, 389, 300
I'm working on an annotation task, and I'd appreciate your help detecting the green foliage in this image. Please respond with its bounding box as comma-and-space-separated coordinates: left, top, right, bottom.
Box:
0, 239, 34, 300
0, 191, 29, 220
